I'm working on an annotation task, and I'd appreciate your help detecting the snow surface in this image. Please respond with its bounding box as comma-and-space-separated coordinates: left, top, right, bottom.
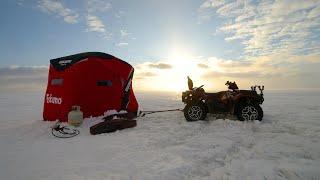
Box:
0, 90, 320, 180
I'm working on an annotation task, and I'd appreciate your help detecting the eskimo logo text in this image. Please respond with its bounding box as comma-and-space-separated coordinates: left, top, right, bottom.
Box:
58, 60, 72, 66
46, 94, 62, 104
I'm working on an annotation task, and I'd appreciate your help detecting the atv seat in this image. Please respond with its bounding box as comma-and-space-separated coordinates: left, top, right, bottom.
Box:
206, 92, 226, 101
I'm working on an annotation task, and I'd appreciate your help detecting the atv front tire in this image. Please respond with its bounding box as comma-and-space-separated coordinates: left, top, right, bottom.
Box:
184, 103, 207, 121
237, 104, 263, 121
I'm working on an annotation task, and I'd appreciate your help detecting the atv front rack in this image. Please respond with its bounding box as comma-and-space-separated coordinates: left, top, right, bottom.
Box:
251, 85, 264, 97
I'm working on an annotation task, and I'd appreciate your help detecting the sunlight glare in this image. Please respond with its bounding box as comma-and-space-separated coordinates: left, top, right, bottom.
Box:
163, 50, 203, 92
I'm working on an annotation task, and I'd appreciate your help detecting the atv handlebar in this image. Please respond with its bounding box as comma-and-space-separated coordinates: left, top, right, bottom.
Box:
193, 85, 204, 91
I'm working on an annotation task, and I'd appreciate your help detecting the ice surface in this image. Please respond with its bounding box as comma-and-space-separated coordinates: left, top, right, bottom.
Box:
0, 90, 320, 180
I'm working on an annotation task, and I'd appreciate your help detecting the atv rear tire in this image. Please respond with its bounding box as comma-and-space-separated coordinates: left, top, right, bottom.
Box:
237, 104, 263, 121
184, 103, 207, 121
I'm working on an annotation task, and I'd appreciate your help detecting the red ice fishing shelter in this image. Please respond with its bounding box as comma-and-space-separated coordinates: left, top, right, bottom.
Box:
43, 52, 138, 122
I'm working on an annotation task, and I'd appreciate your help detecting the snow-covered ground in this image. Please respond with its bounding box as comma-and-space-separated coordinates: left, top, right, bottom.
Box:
0, 90, 320, 180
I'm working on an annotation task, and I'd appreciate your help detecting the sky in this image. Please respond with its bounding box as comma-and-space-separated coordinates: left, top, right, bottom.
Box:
0, 0, 319, 92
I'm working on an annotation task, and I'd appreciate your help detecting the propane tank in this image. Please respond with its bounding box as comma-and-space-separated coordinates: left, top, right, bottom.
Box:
68, 106, 83, 127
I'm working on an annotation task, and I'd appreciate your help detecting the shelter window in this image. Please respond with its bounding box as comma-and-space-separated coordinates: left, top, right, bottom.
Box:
51, 78, 63, 85
97, 80, 112, 87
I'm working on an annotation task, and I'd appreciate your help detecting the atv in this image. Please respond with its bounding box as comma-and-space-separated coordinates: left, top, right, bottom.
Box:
182, 77, 264, 121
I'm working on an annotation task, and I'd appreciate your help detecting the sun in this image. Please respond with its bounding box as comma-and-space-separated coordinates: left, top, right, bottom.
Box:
159, 51, 203, 92
134, 48, 214, 92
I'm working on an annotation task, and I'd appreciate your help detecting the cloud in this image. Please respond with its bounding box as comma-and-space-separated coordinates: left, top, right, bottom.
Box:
38, 0, 78, 24
308, 5, 320, 18
34, 0, 121, 41
197, 1, 320, 90
134, 72, 157, 80
148, 63, 172, 69
120, 30, 130, 37
202, 71, 262, 79
86, 0, 111, 13
200, 0, 226, 9
132, 53, 320, 91
2, 54, 318, 93
202, 70, 281, 79
84, 0, 111, 38
139, 72, 157, 77
0, 66, 48, 92
0, 65, 48, 76
36, 0, 110, 37
116, 42, 128, 47
17, 0, 24, 6
115, 10, 125, 18
197, 63, 209, 69
86, 14, 106, 33
199, 0, 320, 57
